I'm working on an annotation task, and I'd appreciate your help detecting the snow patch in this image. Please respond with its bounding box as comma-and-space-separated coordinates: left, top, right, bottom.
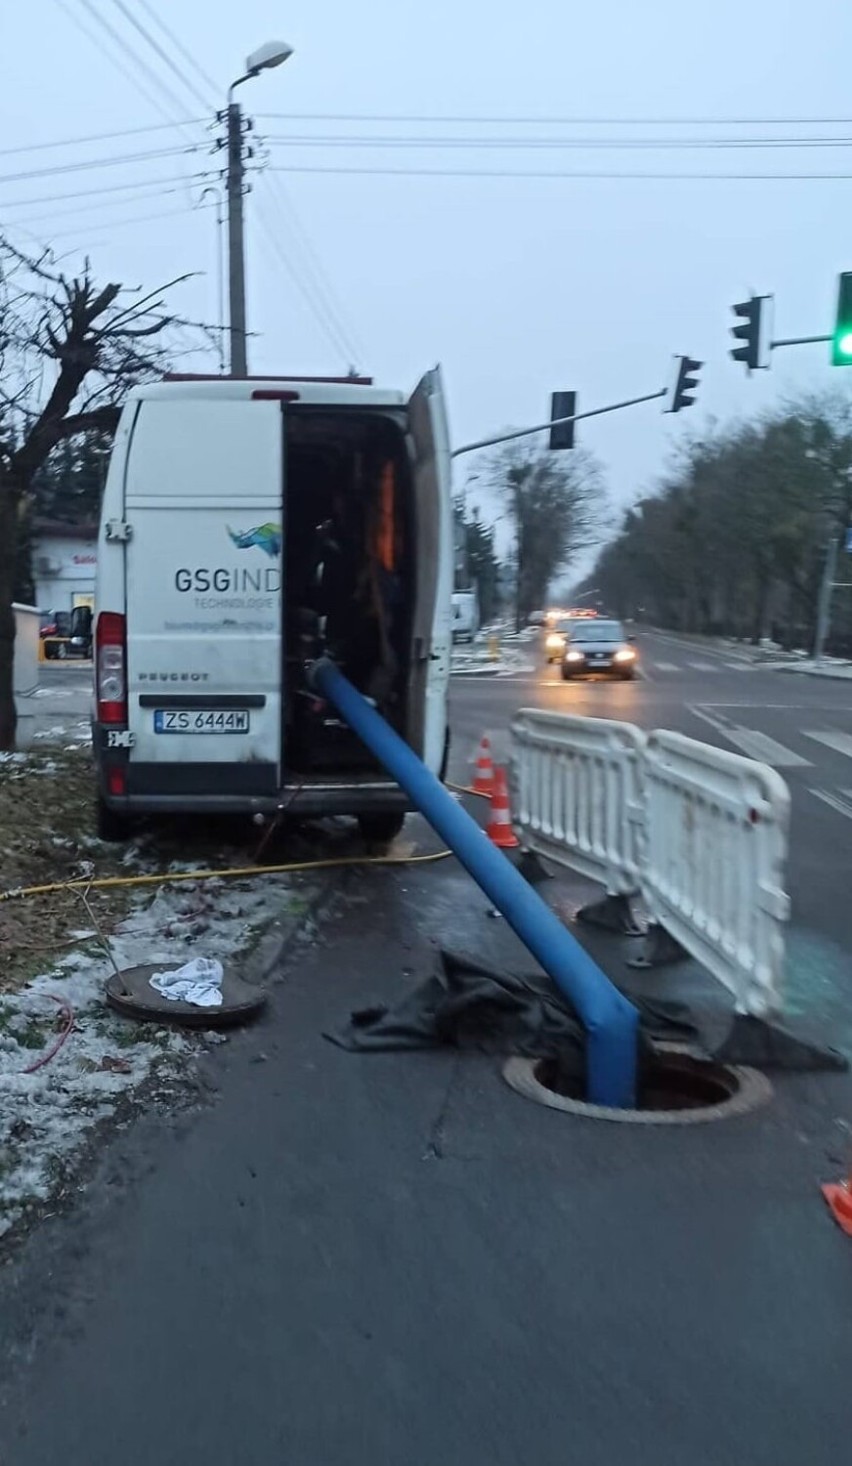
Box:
0, 874, 295, 1237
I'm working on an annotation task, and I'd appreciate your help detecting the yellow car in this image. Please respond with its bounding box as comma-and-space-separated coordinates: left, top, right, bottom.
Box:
544, 617, 584, 663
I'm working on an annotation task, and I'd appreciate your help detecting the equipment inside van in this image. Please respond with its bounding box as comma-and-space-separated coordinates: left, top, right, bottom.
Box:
93, 371, 452, 842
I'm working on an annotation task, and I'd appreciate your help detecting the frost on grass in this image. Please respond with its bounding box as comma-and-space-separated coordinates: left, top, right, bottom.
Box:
0, 875, 294, 1239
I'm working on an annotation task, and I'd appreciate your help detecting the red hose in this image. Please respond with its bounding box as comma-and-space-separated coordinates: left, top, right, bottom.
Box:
21, 995, 75, 1074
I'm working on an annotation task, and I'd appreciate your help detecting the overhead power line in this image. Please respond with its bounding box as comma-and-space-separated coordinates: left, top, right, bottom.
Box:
136, 0, 220, 100
0, 171, 213, 210
53, 0, 191, 131
48, 200, 218, 242
0, 144, 197, 188
268, 163, 852, 182
253, 207, 357, 365
109, 0, 216, 113
73, 0, 203, 124
258, 110, 852, 127
258, 173, 364, 364
263, 133, 852, 152
0, 119, 205, 161
10, 184, 214, 230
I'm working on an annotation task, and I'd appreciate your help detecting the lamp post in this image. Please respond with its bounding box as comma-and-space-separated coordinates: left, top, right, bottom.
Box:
226, 40, 293, 376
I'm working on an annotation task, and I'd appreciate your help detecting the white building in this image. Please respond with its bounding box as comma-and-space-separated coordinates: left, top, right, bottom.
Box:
33, 521, 97, 612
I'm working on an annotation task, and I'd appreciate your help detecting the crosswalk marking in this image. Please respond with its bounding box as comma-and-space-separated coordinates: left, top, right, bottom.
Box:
651, 659, 754, 674
689, 705, 811, 767
725, 728, 811, 768
809, 787, 852, 820
803, 730, 852, 760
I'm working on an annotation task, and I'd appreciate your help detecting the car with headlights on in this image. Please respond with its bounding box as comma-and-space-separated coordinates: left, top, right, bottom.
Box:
561, 619, 638, 679
544, 615, 586, 663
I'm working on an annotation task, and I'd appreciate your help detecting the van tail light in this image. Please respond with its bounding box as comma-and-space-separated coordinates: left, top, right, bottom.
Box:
96, 611, 127, 725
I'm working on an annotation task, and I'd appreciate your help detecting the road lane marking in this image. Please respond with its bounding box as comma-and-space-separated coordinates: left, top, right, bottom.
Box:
809, 787, 852, 820
803, 730, 852, 760
688, 660, 719, 671
688, 705, 811, 767
651, 661, 680, 672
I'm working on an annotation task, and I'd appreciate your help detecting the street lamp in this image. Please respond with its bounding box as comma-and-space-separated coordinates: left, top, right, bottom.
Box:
226, 41, 294, 377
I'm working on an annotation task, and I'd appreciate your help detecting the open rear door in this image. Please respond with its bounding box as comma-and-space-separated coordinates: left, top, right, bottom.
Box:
407, 367, 453, 773
123, 397, 284, 798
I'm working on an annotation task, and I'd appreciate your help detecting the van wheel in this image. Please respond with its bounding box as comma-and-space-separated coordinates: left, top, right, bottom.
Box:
358, 812, 405, 845
96, 795, 132, 843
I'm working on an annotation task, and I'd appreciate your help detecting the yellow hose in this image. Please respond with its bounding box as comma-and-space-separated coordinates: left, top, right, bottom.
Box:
0, 848, 453, 905
446, 780, 489, 800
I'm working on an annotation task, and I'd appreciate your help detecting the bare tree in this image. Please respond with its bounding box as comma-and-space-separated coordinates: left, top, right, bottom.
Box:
487, 440, 607, 630
0, 237, 206, 748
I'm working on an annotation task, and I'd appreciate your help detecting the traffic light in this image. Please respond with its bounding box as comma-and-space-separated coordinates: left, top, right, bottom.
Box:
668, 356, 702, 413
832, 273, 852, 365
730, 296, 767, 371
549, 391, 576, 450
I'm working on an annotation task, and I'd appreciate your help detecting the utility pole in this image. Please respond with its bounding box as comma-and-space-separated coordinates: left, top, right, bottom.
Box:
814, 530, 840, 661
226, 100, 248, 378
223, 42, 294, 378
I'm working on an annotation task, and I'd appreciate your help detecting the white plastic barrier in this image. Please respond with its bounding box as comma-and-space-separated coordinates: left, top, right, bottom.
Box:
511, 710, 646, 895
641, 730, 790, 1017
13, 603, 39, 695
12, 603, 39, 750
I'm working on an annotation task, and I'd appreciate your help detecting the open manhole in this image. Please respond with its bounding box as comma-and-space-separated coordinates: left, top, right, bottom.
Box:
503, 1046, 772, 1125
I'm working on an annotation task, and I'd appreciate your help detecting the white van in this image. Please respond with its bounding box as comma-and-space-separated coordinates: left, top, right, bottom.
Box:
93, 370, 453, 842
451, 590, 479, 644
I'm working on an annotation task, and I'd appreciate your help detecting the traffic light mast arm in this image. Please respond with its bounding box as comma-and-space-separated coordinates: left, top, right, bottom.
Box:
770, 333, 832, 349
451, 388, 668, 459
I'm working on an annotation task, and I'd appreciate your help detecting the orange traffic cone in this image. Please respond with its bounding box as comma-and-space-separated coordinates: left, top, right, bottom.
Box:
822, 1178, 852, 1235
472, 735, 495, 796
487, 766, 519, 849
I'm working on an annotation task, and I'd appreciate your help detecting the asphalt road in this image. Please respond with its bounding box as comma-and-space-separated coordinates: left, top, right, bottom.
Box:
3, 631, 852, 1464
450, 627, 852, 973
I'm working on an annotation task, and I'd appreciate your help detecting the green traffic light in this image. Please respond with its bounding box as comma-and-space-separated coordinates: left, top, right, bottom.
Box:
833, 273, 852, 365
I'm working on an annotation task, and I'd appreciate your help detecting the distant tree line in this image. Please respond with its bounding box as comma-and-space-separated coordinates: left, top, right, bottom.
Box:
581, 396, 852, 654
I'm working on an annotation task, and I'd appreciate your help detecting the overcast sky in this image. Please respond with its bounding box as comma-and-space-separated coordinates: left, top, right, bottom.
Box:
4, 0, 852, 560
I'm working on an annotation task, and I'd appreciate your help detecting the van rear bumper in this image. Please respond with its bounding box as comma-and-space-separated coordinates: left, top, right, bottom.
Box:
97, 767, 409, 819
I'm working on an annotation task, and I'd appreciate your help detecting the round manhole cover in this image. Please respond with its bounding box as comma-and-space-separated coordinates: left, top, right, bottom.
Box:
106, 964, 267, 1029
503, 1046, 772, 1125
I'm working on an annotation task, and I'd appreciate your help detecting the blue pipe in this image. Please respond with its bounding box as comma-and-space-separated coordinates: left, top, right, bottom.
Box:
310, 658, 639, 1107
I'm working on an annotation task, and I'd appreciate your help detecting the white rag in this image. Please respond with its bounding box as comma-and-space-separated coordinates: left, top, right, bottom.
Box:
149, 957, 224, 1008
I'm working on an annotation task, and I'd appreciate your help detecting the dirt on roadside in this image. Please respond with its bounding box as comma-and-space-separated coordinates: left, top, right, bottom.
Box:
0, 743, 352, 998
0, 748, 149, 993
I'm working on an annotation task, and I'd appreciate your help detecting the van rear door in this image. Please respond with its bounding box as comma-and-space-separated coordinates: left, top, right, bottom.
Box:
123, 398, 283, 796
407, 368, 453, 774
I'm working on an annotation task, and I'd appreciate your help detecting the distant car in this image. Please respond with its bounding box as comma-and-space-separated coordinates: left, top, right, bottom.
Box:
561, 619, 638, 680
527, 610, 546, 626
39, 607, 92, 660
544, 616, 586, 663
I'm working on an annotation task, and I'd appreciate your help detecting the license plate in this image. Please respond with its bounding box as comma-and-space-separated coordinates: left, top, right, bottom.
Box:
153, 709, 250, 734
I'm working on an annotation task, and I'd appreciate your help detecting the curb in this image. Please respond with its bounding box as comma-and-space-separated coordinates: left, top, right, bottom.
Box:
774, 664, 852, 682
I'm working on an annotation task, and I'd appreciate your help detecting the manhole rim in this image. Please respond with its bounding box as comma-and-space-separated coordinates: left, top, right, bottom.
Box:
502, 1045, 772, 1125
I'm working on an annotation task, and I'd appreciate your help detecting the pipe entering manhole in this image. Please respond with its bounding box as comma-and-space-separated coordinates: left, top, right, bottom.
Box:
503, 1047, 772, 1125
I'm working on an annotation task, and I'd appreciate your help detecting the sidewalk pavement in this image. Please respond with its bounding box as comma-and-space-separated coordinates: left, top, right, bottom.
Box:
1, 818, 852, 1466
